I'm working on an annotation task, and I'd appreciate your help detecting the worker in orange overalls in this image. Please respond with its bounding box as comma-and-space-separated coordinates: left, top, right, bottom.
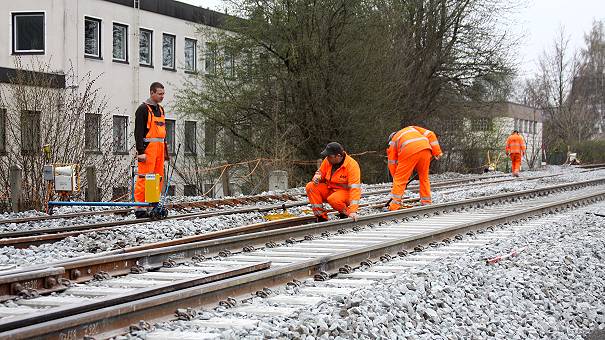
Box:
387, 126, 442, 210
306, 142, 362, 222
134, 82, 170, 218
505, 130, 526, 177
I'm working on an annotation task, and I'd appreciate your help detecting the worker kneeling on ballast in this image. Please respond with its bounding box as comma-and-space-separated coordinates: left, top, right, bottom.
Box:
387, 125, 442, 210
306, 142, 361, 222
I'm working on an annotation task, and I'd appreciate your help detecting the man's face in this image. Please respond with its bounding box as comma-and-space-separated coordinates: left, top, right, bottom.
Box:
150, 88, 165, 103
327, 153, 343, 165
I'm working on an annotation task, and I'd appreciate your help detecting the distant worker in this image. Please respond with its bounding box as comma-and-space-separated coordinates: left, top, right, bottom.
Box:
387, 126, 442, 210
505, 130, 526, 177
306, 142, 361, 222
134, 82, 170, 218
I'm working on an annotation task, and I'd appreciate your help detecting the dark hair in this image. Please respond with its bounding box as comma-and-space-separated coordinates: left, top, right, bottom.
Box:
150, 82, 164, 93
513, 130, 519, 134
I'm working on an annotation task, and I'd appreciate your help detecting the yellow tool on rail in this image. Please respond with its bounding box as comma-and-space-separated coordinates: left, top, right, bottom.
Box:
264, 204, 297, 221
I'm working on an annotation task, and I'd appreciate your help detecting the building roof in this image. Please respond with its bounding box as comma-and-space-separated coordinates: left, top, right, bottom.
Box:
102, 0, 228, 28
490, 102, 544, 122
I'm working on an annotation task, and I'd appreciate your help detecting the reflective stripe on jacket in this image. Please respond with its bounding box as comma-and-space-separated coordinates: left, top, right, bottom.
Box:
317, 153, 362, 212
387, 126, 442, 176
505, 134, 526, 155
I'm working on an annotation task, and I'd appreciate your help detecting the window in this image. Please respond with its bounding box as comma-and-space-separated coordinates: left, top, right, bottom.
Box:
184, 38, 197, 72
533, 121, 537, 134
184, 121, 197, 155
184, 184, 198, 196
165, 119, 176, 154
112, 23, 128, 62
471, 117, 492, 131
224, 49, 235, 78
162, 34, 176, 70
20, 111, 41, 153
84, 17, 102, 58
112, 115, 128, 153
139, 29, 153, 66
12, 12, 45, 54
204, 42, 217, 74
85, 113, 101, 151
204, 121, 217, 157
0, 109, 6, 153
513, 118, 518, 131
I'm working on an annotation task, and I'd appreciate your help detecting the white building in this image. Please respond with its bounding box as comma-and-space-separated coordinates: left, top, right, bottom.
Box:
0, 0, 226, 199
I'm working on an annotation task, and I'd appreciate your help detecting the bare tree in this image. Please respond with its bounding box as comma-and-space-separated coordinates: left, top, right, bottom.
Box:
0, 58, 126, 210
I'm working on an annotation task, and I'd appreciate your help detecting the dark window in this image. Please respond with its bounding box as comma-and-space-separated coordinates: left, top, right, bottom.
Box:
204, 121, 217, 157
471, 117, 492, 131
224, 48, 235, 78
167, 185, 175, 196
139, 29, 153, 66
20, 111, 41, 153
184, 121, 197, 155
12, 12, 45, 54
162, 33, 176, 70
112, 115, 128, 153
0, 109, 6, 153
113, 23, 128, 62
165, 119, 176, 154
184, 184, 197, 196
85, 113, 101, 151
205, 42, 217, 74
112, 186, 128, 200
184, 38, 196, 72
84, 17, 102, 58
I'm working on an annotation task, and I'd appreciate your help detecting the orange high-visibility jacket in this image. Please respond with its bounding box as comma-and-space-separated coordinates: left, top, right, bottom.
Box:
505, 134, 526, 155
316, 153, 361, 212
387, 126, 442, 176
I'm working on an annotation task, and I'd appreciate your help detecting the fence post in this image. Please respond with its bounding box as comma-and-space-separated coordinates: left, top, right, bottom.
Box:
269, 170, 288, 191
9, 165, 22, 212
86, 166, 99, 202
221, 165, 231, 197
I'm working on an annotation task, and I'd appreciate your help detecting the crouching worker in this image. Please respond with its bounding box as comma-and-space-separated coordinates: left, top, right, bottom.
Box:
387, 126, 442, 210
306, 142, 361, 222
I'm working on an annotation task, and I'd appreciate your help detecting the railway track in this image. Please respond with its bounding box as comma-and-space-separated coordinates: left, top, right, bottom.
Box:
0, 173, 527, 249
0, 176, 604, 339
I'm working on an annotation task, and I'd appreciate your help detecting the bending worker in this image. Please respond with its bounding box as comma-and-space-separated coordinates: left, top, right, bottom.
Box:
306, 142, 361, 222
387, 125, 442, 210
505, 130, 526, 177
134, 82, 170, 218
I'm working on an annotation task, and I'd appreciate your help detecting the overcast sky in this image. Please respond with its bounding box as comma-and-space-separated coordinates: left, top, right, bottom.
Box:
180, 0, 605, 79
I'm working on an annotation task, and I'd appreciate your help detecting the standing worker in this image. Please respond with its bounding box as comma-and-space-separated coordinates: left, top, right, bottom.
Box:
306, 142, 361, 222
505, 130, 526, 177
387, 125, 442, 210
134, 82, 170, 218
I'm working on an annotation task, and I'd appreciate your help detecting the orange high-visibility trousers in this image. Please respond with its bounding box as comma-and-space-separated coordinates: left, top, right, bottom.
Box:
305, 182, 350, 219
389, 149, 432, 210
510, 153, 522, 175
134, 141, 165, 202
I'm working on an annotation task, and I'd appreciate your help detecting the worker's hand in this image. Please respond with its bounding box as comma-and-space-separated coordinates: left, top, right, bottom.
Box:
137, 154, 147, 163
434, 154, 441, 161
312, 173, 321, 184
348, 212, 359, 221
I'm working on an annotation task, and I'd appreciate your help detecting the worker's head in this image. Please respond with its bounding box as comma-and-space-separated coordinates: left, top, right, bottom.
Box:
150, 82, 165, 103
512, 130, 519, 134
320, 142, 345, 165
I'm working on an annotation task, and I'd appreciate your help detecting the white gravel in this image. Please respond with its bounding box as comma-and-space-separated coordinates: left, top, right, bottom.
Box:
145, 202, 605, 339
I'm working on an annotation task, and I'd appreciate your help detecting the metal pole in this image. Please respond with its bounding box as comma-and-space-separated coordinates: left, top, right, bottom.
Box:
9, 166, 22, 212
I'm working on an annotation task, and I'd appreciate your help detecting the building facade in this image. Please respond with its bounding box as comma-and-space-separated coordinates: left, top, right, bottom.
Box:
0, 0, 226, 199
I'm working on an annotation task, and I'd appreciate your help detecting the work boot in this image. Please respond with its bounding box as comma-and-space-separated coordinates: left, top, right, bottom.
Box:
315, 215, 329, 223
135, 210, 149, 219
337, 212, 348, 219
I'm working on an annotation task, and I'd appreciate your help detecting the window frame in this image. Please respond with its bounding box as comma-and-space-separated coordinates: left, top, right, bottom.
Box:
165, 118, 176, 155
139, 28, 153, 67
112, 115, 129, 154
12, 12, 46, 55
20, 110, 41, 154
84, 16, 102, 59
184, 120, 197, 155
84, 113, 101, 152
112, 22, 129, 63
184, 37, 197, 73
162, 33, 176, 71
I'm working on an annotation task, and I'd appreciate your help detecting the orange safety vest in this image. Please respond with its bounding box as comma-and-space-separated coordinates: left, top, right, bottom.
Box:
317, 153, 362, 211
145, 104, 166, 141
387, 126, 442, 176
505, 134, 526, 155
